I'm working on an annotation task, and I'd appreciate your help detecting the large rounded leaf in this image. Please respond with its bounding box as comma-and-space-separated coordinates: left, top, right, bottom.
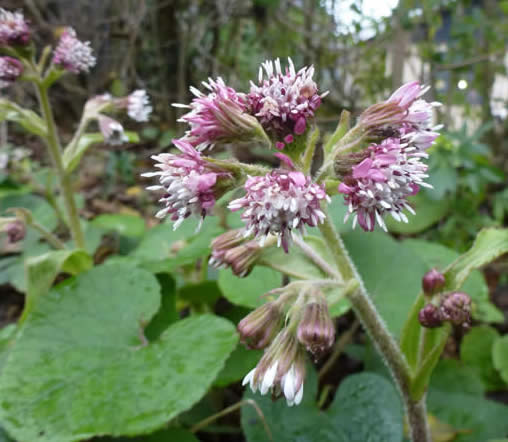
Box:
242, 371, 402, 442
0, 263, 237, 442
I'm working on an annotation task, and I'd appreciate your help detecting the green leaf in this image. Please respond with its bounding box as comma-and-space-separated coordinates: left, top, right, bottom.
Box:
0, 101, 47, 137
259, 240, 326, 280
385, 192, 449, 234
0, 263, 237, 442
343, 231, 428, 336
179, 281, 222, 306
428, 360, 508, 442
105, 427, 199, 442
444, 229, 508, 293
0, 193, 58, 232
214, 344, 262, 387
242, 371, 402, 442
492, 335, 508, 385
91, 214, 145, 238
144, 274, 177, 341
63, 132, 139, 173
131, 218, 223, 272
21, 249, 93, 322
218, 266, 281, 308
461, 326, 505, 391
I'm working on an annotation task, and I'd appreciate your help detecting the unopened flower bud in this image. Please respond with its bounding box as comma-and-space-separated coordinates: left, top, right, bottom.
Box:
418, 304, 443, 328
237, 302, 282, 349
297, 301, 335, 358
422, 268, 446, 295
5, 220, 25, 243
440, 292, 472, 327
98, 115, 128, 145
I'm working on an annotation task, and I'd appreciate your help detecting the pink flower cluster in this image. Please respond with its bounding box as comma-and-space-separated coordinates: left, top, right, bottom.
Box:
0, 8, 30, 47
174, 77, 258, 150
172, 58, 326, 152
0, 56, 23, 89
338, 82, 441, 231
339, 137, 432, 231
52, 28, 96, 74
228, 171, 329, 252
248, 58, 327, 148
142, 139, 229, 230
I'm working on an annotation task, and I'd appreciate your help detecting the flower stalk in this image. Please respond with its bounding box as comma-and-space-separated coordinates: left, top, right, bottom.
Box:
35, 81, 85, 248
317, 212, 431, 442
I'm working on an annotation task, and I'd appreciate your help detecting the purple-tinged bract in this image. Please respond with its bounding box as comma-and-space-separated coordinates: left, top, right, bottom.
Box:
174, 77, 261, 150
228, 171, 329, 252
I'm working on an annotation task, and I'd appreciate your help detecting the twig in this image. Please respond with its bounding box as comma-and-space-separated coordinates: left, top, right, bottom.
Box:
318, 321, 360, 380
190, 398, 273, 441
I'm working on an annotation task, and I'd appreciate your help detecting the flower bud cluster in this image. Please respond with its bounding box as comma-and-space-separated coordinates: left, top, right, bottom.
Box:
239, 290, 335, 406
0, 56, 23, 89
208, 229, 262, 277
418, 269, 471, 329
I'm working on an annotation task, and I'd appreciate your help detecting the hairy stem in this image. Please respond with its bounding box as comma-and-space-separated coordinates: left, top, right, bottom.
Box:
318, 213, 430, 442
294, 235, 342, 280
35, 83, 85, 248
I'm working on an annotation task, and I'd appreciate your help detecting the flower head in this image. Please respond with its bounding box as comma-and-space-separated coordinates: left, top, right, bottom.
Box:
418, 304, 443, 328
297, 299, 335, 358
4, 220, 25, 243
242, 328, 306, 406
142, 139, 230, 230
338, 137, 432, 232
228, 171, 329, 252
440, 292, 472, 327
237, 302, 282, 349
359, 82, 441, 150
422, 268, 446, 295
248, 58, 327, 146
174, 77, 264, 150
209, 229, 262, 277
52, 27, 96, 74
98, 115, 128, 145
0, 8, 30, 47
127, 90, 152, 122
0, 56, 23, 89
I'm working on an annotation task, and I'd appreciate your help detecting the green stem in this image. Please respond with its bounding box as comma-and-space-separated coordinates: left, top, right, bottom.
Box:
29, 221, 66, 250
317, 213, 431, 442
35, 83, 85, 248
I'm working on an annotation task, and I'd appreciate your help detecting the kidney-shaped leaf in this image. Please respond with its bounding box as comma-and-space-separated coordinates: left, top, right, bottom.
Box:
0, 263, 237, 442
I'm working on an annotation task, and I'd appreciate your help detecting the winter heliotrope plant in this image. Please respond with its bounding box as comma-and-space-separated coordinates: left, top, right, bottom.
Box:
140, 53, 467, 441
